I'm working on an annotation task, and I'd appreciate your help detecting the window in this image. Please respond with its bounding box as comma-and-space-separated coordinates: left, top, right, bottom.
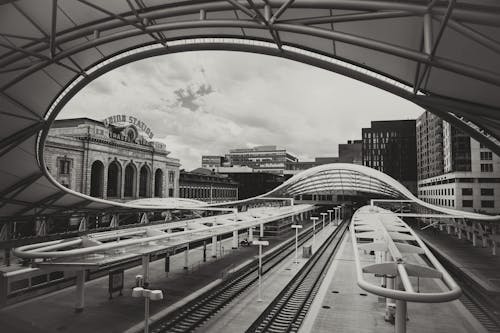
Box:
168, 188, 174, 197
462, 200, 473, 207
481, 200, 494, 208
480, 151, 493, 160
481, 188, 494, 196
58, 158, 71, 175
168, 171, 175, 183
462, 188, 473, 196
481, 163, 493, 172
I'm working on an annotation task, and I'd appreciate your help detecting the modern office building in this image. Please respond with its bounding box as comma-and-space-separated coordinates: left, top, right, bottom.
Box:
179, 169, 238, 203
338, 140, 363, 164
362, 120, 417, 194
216, 166, 285, 199
44, 117, 180, 201
417, 112, 500, 214
201, 155, 227, 169
225, 145, 298, 175
416, 112, 444, 180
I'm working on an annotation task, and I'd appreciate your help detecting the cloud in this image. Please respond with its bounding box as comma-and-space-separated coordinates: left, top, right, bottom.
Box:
59, 51, 424, 170
173, 83, 214, 111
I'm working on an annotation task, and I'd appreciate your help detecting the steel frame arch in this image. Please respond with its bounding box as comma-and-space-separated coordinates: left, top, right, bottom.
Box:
1, 0, 500, 219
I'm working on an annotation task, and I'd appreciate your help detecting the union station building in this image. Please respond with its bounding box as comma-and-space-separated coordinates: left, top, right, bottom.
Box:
44, 117, 180, 201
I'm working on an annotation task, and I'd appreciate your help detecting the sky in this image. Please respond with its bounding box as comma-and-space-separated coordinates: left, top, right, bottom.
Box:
59, 51, 424, 170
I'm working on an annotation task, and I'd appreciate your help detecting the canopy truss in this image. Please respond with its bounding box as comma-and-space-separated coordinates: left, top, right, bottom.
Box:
1, 1, 500, 219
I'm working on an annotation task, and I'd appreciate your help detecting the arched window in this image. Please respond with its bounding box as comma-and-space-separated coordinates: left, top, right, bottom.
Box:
154, 169, 163, 197
90, 160, 104, 198
124, 163, 136, 197
139, 165, 150, 197
107, 161, 121, 198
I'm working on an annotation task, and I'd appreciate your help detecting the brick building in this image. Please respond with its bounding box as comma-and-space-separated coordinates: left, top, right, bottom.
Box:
44, 117, 180, 201
179, 168, 238, 203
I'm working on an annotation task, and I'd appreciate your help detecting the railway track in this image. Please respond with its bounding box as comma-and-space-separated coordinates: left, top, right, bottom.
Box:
246, 219, 349, 333
150, 219, 329, 333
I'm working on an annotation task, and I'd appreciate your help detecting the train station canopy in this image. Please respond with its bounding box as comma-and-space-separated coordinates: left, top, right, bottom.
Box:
1, 1, 500, 220
265, 163, 500, 221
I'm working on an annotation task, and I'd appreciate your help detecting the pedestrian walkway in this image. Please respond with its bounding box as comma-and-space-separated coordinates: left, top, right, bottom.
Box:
414, 225, 500, 298
299, 233, 487, 333
200, 222, 338, 333
0, 229, 296, 333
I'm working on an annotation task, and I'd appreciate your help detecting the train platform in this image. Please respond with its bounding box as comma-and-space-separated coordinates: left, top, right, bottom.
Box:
0, 229, 298, 333
414, 226, 500, 298
198, 221, 338, 333
299, 233, 487, 333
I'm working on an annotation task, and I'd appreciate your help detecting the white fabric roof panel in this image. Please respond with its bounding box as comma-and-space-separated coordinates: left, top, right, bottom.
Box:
267, 163, 500, 221
1, 0, 500, 220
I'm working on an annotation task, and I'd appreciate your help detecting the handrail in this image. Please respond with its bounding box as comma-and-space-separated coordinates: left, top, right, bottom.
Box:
351, 205, 461, 303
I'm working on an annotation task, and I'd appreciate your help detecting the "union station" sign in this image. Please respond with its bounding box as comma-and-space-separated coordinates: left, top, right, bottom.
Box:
103, 114, 154, 139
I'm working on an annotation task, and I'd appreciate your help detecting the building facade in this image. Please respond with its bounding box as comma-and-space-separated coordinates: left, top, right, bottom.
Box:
44, 117, 180, 201
338, 140, 362, 164
362, 120, 417, 193
215, 166, 285, 200
179, 169, 238, 203
417, 112, 500, 214
416, 111, 444, 180
285, 157, 339, 178
201, 155, 227, 169
225, 145, 298, 175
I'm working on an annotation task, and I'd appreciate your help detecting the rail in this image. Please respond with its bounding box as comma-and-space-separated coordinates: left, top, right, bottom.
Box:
246, 219, 348, 333
149, 220, 324, 333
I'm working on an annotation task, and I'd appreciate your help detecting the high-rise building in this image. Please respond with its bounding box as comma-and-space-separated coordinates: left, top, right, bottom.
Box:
362, 120, 417, 193
225, 145, 298, 175
338, 140, 362, 164
416, 112, 444, 180
417, 111, 500, 214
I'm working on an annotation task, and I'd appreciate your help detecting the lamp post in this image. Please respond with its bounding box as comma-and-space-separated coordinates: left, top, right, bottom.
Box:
291, 224, 303, 264
132, 287, 164, 333
320, 212, 327, 229
311, 217, 319, 249
327, 209, 333, 225
252, 239, 269, 302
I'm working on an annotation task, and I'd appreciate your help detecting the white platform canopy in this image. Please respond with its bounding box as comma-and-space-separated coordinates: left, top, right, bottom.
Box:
1, 1, 500, 220
265, 163, 500, 221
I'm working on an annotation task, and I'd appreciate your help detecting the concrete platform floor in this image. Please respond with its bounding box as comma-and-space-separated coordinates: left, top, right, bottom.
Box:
300, 233, 487, 333
0, 229, 298, 333
200, 222, 338, 333
413, 225, 500, 296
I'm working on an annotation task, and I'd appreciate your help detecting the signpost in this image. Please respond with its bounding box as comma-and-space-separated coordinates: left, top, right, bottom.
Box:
291, 225, 303, 264
252, 239, 269, 302
108, 269, 124, 299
